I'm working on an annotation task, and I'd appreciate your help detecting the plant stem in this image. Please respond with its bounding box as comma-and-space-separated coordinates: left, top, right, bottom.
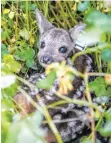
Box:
54, 91, 101, 112
15, 0, 18, 40
47, 100, 68, 108
88, 110, 104, 140
16, 75, 38, 91
72, 46, 101, 62
87, 72, 111, 77
50, 7, 64, 27
84, 72, 95, 143
42, 105, 63, 143
43, 115, 89, 124
72, 68, 85, 78
44, 0, 49, 17
26, 0, 29, 31
18, 87, 43, 114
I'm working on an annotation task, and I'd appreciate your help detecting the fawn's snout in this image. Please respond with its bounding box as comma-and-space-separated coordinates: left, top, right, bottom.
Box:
40, 55, 53, 64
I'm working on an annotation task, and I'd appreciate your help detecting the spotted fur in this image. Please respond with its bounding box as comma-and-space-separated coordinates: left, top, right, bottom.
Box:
16, 54, 92, 142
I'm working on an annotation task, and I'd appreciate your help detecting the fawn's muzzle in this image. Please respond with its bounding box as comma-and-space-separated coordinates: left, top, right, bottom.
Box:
40, 55, 53, 64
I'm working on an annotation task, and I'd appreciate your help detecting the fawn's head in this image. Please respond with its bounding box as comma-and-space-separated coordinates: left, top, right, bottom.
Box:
35, 9, 86, 67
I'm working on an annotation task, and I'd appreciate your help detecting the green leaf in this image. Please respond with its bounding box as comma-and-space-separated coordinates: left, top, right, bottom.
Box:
105, 87, 111, 97
77, 28, 101, 46
2, 99, 15, 110
31, 4, 36, 10
3, 54, 21, 73
21, 67, 28, 73
89, 77, 106, 97
99, 121, 111, 137
80, 137, 101, 143
36, 71, 56, 89
26, 58, 35, 68
1, 111, 11, 143
101, 48, 111, 62
1, 31, 8, 41
85, 10, 111, 33
28, 111, 43, 128
8, 11, 15, 19
20, 1, 34, 11
5, 111, 45, 143
78, 1, 89, 12
100, 33, 106, 42
1, 43, 9, 59
1, 43, 6, 49
3, 8, 10, 14
80, 140, 91, 143
19, 28, 29, 40
6, 122, 22, 143
2, 82, 18, 97
14, 47, 35, 62
8, 19, 14, 27
104, 109, 111, 121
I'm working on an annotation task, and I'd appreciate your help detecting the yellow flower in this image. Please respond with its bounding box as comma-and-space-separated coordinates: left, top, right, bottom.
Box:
105, 74, 111, 85
58, 75, 73, 95
46, 61, 74, 95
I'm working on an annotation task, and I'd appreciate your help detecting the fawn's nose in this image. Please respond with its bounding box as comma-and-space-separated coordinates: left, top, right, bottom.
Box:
40, 55, 53, 64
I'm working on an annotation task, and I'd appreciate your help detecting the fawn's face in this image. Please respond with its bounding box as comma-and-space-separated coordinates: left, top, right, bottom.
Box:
38, 28, 74, 67
35, 9, 86, 67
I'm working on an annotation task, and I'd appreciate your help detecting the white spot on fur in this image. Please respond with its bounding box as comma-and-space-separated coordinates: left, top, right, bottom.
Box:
72, 133, 76, 139
61, 128, 71, 142
53, 114, 62, 120
86, 59, 92, 65
68, 121, 76, 127
80, 85, 84, 91
76, 90, 82, 97
82, 80, 85, 85
87, 65, 92, 71
68, 103, 74, 109
46, 95, 53, 100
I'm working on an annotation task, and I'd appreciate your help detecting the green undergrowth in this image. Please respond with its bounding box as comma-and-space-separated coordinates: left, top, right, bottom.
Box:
1, 1, 111, 143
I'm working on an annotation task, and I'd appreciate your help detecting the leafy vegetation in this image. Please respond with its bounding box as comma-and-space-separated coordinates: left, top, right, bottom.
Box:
36, 71, 56, 89
89, 77, 111, 97
1, 1, 111, 143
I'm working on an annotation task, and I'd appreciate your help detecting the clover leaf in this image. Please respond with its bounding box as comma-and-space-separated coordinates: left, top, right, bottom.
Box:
89, 77, 106, 97
36, 71, 56, 89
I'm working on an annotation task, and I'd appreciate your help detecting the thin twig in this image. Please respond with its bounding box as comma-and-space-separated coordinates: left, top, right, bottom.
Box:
87, 72, 111, 77
16, 75, 38, 92
42, 105, 63, 143
15, 0, 18, 40
18, 87, 43, 113
26, 0, 29, 31
84, 72, 96, 143
54, 90, 101, 112
72, 68, 85, 78
72, 46, 101, 62
43, 114, 90, 124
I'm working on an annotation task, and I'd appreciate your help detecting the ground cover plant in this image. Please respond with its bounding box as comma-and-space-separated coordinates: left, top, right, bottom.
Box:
1, 1, 111, 143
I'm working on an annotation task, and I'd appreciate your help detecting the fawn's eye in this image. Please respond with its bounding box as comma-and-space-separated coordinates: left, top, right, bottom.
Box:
59, 46, 67, 53
40, 41, 45, 49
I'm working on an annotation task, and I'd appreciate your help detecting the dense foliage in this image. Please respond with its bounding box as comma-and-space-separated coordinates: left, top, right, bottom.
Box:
1, 1, 111, 143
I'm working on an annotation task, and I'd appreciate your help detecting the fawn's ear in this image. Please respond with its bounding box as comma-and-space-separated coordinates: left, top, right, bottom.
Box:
35, 8, 55, 35
69, 23, 86, 41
